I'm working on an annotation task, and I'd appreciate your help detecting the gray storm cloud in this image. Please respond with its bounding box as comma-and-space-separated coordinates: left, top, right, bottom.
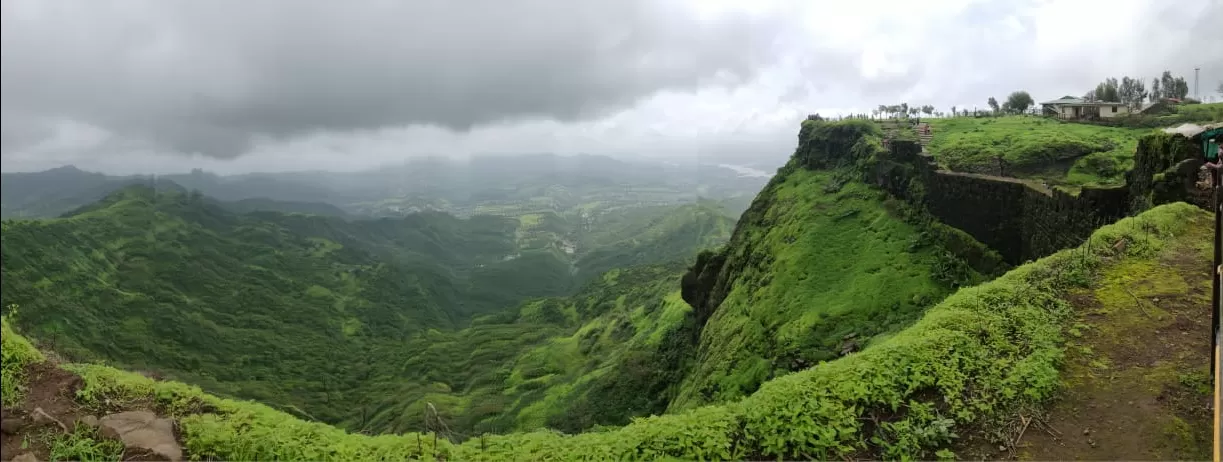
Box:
3, 0, 1221, 174
0, 0, 783, 158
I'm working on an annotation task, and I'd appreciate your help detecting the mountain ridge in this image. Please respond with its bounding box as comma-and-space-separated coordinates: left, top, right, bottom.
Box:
1, 182, 737, 433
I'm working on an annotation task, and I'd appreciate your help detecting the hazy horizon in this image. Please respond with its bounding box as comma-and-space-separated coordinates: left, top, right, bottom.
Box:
3, 0, 1220, 175
0, 150, 785, 177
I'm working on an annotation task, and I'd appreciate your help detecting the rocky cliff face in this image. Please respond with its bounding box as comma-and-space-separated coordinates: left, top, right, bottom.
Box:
676, 118, 1206, 410
673, 119, 1001, 410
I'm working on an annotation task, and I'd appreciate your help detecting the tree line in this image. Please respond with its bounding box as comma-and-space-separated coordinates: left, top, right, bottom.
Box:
810, 71, 1220, 122
1082, 70, 1193, 109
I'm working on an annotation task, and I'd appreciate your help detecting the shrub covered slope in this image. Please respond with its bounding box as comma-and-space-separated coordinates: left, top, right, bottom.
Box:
2, 200, 1203, 460
926, 116, 1153, 187
675, 119, 1006, 411
4, 117, 1207, 460
0, 185, 735, 434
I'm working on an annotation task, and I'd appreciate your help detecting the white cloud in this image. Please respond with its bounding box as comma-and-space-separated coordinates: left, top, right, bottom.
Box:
2, 0, 1220, 175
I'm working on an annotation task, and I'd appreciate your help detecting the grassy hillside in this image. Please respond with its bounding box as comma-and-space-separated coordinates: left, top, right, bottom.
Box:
1173, 101, 1223, 123
0, 184, 736, 436
571, 200, 737, 282
1, 202, 1203, 461
925, 103, 1223, 190
0, 185, 531, 424
672, 119, 1007, 412
347, 261, 699, 436
925, 116, 1154, 188
671, 167, 991, 411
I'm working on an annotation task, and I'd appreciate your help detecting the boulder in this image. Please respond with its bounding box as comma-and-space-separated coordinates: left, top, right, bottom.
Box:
98, 411, 182, 462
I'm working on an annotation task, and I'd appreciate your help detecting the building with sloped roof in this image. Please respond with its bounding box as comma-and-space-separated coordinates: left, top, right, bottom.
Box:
1040, 96, 1130, 120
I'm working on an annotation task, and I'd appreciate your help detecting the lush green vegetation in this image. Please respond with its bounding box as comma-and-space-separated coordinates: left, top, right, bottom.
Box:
1, 202, 1201, 460
1172, 102, 1223, 124
571, 199, 737, 283
669, 162, 994, 411
1, 309, 44, 407
348, 261, 699, 436
924, 103, 1221, 189
0, 185, 734, 435
926, 115, 1155, 187
1, 154, 770, 221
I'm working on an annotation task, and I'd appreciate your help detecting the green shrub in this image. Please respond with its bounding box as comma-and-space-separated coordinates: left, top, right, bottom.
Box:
0, 203, 1201, 461
1, 308, 45, 407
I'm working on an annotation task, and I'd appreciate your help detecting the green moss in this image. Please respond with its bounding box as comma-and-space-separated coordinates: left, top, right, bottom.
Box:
1091, 257, 1190, 334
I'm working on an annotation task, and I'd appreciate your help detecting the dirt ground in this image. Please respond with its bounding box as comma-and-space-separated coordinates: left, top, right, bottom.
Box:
0, 361, 181, 462
961, 214, 1214, 461
1, 362, 90, 461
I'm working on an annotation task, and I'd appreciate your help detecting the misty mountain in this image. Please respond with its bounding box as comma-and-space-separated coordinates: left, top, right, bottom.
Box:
1, 154, 773, 219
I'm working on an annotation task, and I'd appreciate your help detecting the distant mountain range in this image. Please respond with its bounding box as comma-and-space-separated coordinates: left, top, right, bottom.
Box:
1, 154, 774, 219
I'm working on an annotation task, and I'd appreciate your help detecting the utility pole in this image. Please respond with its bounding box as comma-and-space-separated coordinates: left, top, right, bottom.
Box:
1195, 67, 1201, 100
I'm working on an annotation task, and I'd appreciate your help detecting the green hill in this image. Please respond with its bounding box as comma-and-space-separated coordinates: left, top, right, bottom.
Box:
926, 116, 1153, 188
571, 200, 738, 282
0, 200, 1204, 461
0, 184, 736, 435
346, 261, 698, 435
925, 104, 1223, 191
672, 120, 1008, 411
1, 185, 523, 424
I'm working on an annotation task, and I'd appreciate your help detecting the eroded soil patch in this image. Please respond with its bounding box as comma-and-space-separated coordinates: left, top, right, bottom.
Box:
0, 361, 185, 462
1014, 219, 1213, 460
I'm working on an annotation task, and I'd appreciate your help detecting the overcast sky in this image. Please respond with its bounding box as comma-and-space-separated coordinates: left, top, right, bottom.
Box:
2, 0, 1220, 175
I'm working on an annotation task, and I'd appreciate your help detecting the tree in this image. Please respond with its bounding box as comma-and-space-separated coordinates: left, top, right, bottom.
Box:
950, 105, 957, 117
1086, 78, 1119, 102
1117, 77, 1148, 109
987, 97, 999, 113
1003, 91, 1034, 114
1103, 78, 1120, 101
1217, 81, 1223, 96
1150, 78, 1161, 102
1170, 76, 1189, 99
1159, 71, 1174, 98
921, 105, 934, 115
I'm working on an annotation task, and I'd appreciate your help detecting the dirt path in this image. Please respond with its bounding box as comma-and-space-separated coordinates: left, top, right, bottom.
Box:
0, 361, 184, 462
1013, 216, 1214, 460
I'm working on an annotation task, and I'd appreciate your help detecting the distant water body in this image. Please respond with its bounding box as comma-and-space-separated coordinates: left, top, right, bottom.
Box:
717, 164, 772, 178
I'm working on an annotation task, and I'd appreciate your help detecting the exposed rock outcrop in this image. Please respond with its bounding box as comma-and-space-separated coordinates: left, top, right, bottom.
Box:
98, 411, 182, 462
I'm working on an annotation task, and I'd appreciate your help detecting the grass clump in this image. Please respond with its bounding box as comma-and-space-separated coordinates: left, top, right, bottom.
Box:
45, 424, 125, 462
1, 307, 45, 407
62, 361, 453, 461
